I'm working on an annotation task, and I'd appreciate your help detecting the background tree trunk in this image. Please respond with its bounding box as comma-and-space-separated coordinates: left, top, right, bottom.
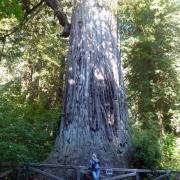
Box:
47, 0, 131, 171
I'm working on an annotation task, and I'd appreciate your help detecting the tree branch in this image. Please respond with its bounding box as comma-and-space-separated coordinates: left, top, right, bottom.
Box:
44, 0, 71, 37
0, 0, 71, 41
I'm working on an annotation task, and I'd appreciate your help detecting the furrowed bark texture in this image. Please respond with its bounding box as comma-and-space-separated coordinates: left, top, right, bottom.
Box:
47, 0, 131, 174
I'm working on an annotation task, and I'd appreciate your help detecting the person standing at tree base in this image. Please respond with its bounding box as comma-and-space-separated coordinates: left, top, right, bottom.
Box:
88, 153, 100, 180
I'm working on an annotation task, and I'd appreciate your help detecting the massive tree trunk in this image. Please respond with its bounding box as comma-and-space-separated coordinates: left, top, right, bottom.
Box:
47, 0, 131, 172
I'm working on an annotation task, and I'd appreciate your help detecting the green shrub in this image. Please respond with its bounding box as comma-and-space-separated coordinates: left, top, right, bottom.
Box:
131, 128, 161, 169
0, 94, 59, 164
160, 134, 180, 170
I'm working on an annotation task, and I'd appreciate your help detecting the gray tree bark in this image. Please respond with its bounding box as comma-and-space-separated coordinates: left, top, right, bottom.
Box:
47, 0, 131, 174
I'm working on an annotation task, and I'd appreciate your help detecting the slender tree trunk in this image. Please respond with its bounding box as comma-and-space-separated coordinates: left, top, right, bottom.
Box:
47, 0, 131, 172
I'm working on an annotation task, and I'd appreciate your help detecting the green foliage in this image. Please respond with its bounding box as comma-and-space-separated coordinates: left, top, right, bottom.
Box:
160, 134, 180, 170
132, 128, 161, 169
0, 0, 23, 20
0, 88, 60, 163
0, 6, 67, 163
118, 0, 180, 169
119, 0, 180, 132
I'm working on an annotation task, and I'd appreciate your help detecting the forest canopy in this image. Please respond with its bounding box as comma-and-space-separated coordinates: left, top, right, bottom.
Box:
0, 0, 180, 170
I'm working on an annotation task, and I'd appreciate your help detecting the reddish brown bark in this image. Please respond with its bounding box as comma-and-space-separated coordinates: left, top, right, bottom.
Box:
46, 0, 131, 178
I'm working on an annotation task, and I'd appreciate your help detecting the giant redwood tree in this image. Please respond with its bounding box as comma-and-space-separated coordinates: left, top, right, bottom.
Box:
43, 0, 131, 169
